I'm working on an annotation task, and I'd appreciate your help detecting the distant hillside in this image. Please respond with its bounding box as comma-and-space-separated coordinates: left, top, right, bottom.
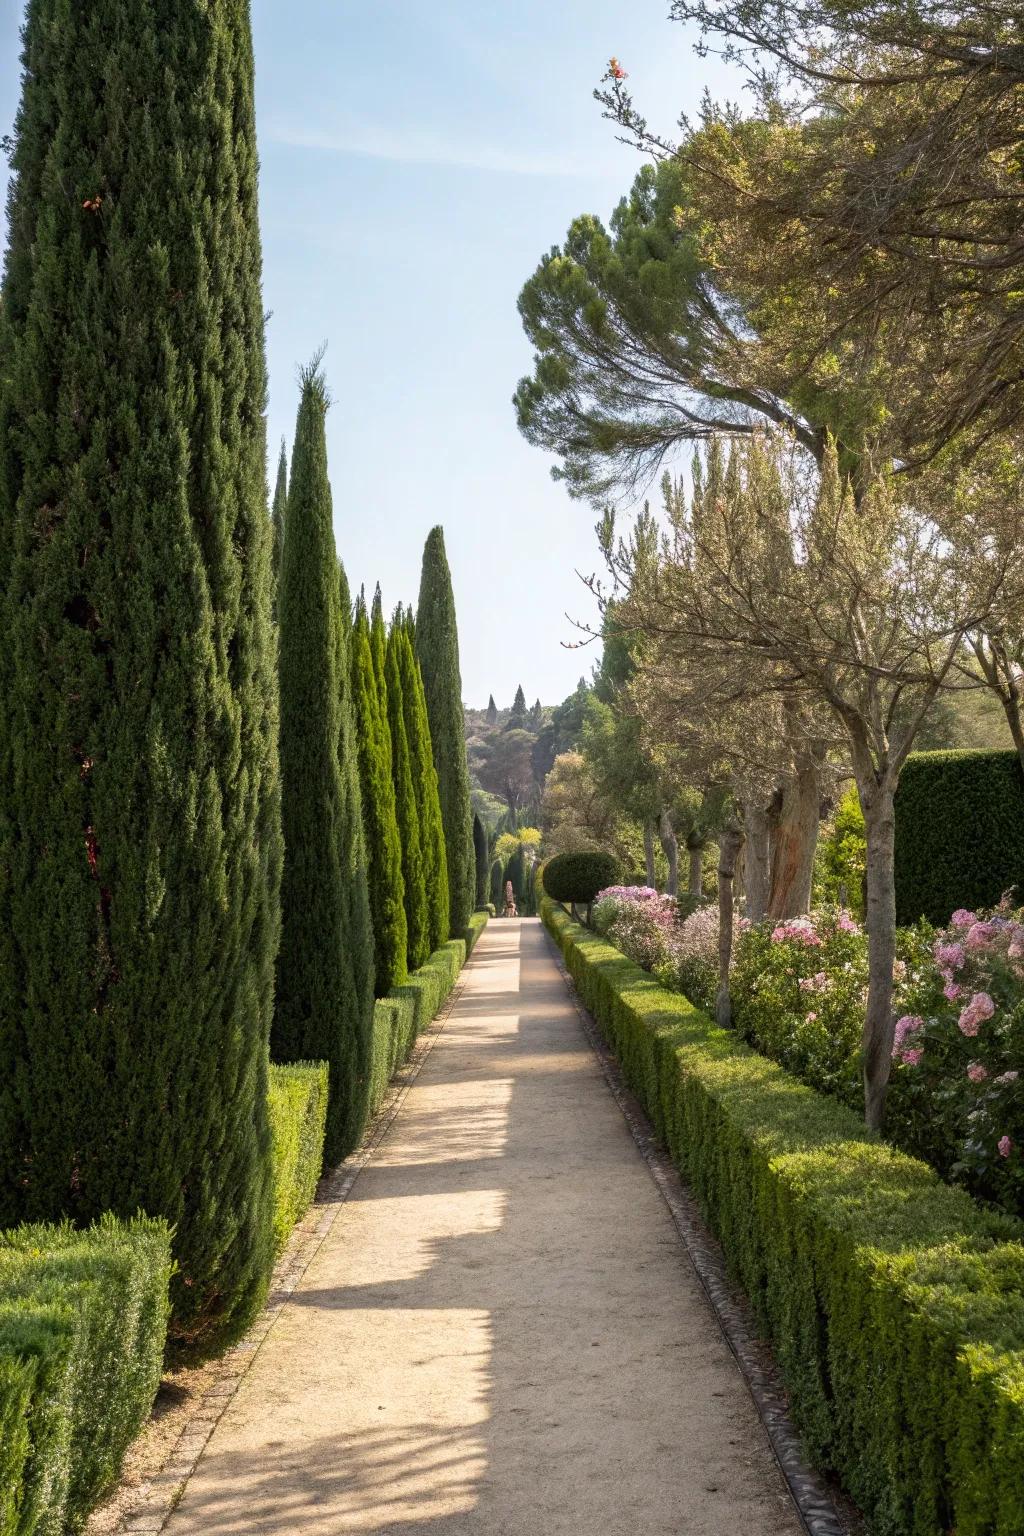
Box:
464, 681, 591, 829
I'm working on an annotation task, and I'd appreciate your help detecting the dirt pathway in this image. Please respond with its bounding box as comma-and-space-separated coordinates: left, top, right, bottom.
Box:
164, 917, 801, 1535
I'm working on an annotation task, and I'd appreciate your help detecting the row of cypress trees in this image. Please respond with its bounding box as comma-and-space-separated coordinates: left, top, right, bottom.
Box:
0, 0, 474, 1363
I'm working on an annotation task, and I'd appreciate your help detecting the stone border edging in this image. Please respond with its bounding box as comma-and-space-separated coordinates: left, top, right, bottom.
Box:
114, 964, 473, 1535
544, 927, 862, 1536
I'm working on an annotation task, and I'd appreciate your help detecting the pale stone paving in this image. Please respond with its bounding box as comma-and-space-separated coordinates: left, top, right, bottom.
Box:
164, 918, 802, 1535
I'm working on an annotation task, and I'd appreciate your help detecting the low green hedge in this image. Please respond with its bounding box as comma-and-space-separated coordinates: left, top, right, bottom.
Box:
465, 910, 489, 957
0, 1216, 171, 1535
368, 938, 468, 1118
267, 1063, 329, 1254
542, 898, 1024, 1536
895, 749, 1024, 924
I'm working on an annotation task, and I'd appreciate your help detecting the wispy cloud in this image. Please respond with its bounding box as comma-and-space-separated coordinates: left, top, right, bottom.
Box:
269, 120, 598, 179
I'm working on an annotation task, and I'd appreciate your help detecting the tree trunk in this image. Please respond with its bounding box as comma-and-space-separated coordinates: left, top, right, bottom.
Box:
659, 809, 679, 897
1000, 695, 1024, 776
643, 818, 657, 888
767, 760, 820, 919
715, 823, 744, 1028
861, 785, 898, 1132
687, 839, 704, 901
743, 802, 771, 923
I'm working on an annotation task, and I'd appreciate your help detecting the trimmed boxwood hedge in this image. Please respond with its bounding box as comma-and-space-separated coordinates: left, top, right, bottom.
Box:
367, 936, 473, 1118
267, 1063, 329, 1254
0, 1216, 171, 1535
542, 898, 1024, 1536
894, 749, 1024, 925
465, 910, 488, 958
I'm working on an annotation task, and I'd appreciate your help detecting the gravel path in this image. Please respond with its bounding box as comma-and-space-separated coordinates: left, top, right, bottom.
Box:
164, 917, 802, 1535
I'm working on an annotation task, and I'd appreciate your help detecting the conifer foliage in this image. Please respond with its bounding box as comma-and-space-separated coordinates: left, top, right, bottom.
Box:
0, 0, 280, 1357
398, 617, 450, 951
386, 616, 430, 972
473, 815, 490, 907
416, 528, 474, 937
352, 605, 408, 995
273, 365, 373, 1167
271, 437, 287, 606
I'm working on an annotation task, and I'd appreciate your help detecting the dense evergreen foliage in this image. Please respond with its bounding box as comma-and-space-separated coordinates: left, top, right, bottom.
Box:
398, 618, 449, 950
895, 750, 1024, 925
273, 368, 372, 1167
386, 620, 430, 971
473, 814, 489, 907
416, 528, 474, 936
270, 438, 287, 608
0, 0, 280, 1358
490, 859, 505, 909
352, 604, 408, 995
543, 851, 621, 905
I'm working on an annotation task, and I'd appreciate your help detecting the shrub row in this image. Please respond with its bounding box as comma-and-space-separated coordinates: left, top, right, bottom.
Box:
894, 749, 1024, 925
465, 910, 489, 958
367, 935, 473, 1118
267, 1063, 330, 1255
0, 1217, 172, 1536
542, 898, 1024, 1536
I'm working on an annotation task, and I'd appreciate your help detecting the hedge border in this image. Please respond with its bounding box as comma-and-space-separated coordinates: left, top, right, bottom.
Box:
0, 1216, 171, 1536
267, 1063, 330, 1255
542, 898, 1024, 1536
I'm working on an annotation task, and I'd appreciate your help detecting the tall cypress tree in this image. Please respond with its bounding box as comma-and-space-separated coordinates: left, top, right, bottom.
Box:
386, 615, 430, 972
351, 604, 407, 995
508, 684, 527, 729
370, 584, 388, 695
416, 528, 474, 937
473, 814, 489, 908
486, 694, 498, 725
0, 0, 280, 1358
270, 437, 287, 609
273, 366, 371, 1168
398, 619, 449, 951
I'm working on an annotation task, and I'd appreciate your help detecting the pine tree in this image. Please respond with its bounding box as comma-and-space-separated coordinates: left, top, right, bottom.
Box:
270, 437, 287, 610
416, 528, 474, 937
530, 698, 543, 726
0, 0, 280, 1359
273, 366, 372, 1169
352, 604, 407, 994
398, 619, 449, 951
387, 616, 430, 971
486, 694, 498, 725
508, 684, 528, 728
473, 815, 489, 908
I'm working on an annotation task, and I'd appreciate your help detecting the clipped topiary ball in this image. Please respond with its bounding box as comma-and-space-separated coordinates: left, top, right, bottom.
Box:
542, 851, 621, 905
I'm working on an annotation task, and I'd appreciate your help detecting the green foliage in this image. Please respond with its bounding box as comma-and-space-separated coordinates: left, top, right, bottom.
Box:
352, 606, 408, 996
0, 1217, 171, 1534
814, 785, 867, 917
267, 1063, 329, 1255
543, 851, 621, 905
398, 617, 450, 952
270, 438, 287, 612
473, 815, 489, 908
386, 624, 430, 972
416, 528, 474, 936
368, 941, 468, 1116
0, 0, 280, 1359
506, 847, 528, 908
274, 371, 372, 1169
895, 751, 1024, 925
543, 900, 1024, 1536
490, 859, 505, 909
465, 910, 489, 958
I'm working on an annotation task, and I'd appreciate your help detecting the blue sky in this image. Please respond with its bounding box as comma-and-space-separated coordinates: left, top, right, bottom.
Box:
0, 1, 729, 706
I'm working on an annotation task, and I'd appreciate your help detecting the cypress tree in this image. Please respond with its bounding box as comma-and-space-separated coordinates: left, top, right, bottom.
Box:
335, 562, 375, 1062
398, 621, 449, 951
508, 684, 527, 729
0, 0, 280, 1358
370, 584, 388, 695
270, 437, 287, 608
416, 527, 474, 937
490, 859, 505, 910
486, 694, 498, 725
473, 814, 489, 908
273, 366, 372, 1168
386, 616, 430, 972
352, 605, 407, 994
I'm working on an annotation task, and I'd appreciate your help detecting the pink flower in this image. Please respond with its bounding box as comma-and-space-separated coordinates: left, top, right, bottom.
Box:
893, 959, 907, 980
967, 1062, 989, 1083
902, 1047, 924, 1067
892, 1015, 924, 1056
837, 913, 860, 934
771, 918, 822, 947
999, 1135, 1013, 1159
934, 942, 966, 971
943, 981, 963, 1003
995, 1070, 1020, 1086
950, 909, 978, 929
965, 921, 996, 951
806, 1011, 818, 1023
958, 992, 995, 1037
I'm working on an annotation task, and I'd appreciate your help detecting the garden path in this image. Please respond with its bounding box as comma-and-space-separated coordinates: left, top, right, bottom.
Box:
164, 918, 801, 1535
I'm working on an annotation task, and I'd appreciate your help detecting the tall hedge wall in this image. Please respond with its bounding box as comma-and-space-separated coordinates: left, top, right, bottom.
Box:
894, 750, 1024, 925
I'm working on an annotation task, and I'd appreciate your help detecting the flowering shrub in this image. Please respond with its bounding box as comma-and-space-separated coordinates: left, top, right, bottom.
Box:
591, 885, 661, 936
885, 898, 1024, 1214
657, 903, 736, 1013
730, 908, 879, 1097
